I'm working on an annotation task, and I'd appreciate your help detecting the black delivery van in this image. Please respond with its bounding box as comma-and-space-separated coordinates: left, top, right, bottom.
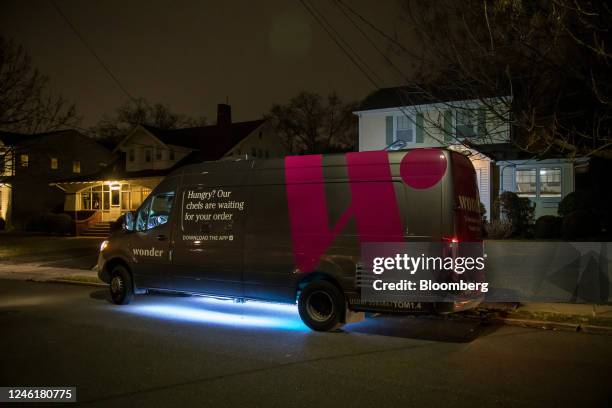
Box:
97, 148, 484, 331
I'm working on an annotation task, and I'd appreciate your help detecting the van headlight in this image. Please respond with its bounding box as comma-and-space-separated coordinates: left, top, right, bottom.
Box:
100, 240, 109, 252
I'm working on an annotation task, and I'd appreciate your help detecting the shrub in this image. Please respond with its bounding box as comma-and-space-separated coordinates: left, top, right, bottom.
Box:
0, 217, 5, 230
42, 213, 73, 235
497, 191, 535, 237
485, 219, 513, 239
479, 202, 488, 238
558, 191, 595, 217
534, 215, 562, 239
562, 210, 600, 240
25, 214, 45, 231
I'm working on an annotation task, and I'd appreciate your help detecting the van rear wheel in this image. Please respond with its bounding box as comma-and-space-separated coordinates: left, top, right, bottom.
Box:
298, 280, 345, 332
109, 265, 133, 305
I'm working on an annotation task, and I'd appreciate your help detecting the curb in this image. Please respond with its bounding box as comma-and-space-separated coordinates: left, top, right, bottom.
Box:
48, 278, 107, 287
488, 316, 612, 335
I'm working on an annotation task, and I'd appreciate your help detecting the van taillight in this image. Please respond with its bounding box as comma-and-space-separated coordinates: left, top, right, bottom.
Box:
443, 235, 459, 244
442, 235, 459, 260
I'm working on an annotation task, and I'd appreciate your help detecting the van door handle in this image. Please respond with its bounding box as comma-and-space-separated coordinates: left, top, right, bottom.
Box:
156, 234, 167, 241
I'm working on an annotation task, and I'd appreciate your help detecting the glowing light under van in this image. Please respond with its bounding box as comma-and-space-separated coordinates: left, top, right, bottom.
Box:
121, 296, 307, 331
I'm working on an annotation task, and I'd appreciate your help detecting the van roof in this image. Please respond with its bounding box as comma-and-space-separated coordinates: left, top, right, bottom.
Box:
170, 148, 456, 177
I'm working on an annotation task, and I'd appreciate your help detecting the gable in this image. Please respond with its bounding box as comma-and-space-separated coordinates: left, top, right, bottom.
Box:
115, 126, 167, 152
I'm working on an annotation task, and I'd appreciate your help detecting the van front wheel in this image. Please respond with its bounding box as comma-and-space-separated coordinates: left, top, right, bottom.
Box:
298, 280, 345, 332
109, 265, 133, 305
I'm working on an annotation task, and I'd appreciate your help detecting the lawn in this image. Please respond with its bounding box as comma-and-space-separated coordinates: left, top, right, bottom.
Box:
0, 233, 102, 269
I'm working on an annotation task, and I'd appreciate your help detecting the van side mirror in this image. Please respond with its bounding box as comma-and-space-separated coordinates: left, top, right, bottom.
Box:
123, 212, 135, 232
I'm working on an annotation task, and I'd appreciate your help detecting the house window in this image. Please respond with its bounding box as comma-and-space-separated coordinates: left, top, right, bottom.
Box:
72, 160, 81, 173
156, 148, 162, 160
539, 168, 561, 197
516, 169, 537, 197
50, 158, 58, 169
252, 147, 257, 157
128, 148, 135, 162
396, 115, 414, 142
456, 110, 477, 138
20, 154, 28, 167
144, 148, 152, 163
169, 149, 175, 161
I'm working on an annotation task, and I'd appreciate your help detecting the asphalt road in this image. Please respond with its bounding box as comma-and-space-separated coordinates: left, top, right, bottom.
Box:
1, 280, 611, 408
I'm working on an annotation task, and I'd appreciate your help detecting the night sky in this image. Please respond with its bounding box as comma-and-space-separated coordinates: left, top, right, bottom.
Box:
1, 0, 405, 127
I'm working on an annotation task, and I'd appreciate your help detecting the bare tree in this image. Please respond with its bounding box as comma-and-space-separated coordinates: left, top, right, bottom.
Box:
340, 0, 612, 158
91, 97, 206, 146
267, 92, 357, 154
0, 36, 80, 184
0, 36, 80, 133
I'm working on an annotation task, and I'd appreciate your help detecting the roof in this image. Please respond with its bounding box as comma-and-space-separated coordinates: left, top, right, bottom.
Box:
141, 119, 265, 151
0, 131, 52, 145
0, 129, 90, 146
356, 86, 505, 111
52, 157, 169, 184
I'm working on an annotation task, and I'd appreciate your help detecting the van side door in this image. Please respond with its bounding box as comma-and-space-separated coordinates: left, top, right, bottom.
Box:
170, 164, 247, 297
128, 190, 176, 289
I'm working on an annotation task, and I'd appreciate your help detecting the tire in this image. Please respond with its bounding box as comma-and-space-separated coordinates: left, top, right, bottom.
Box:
109, 264, 133, 305
298, 280, 345, 332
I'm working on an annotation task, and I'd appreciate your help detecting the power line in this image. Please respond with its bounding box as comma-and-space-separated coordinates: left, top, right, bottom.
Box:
332, 0, 408, 83
297, 0, 380, 88
310, 1, 470, 147
304, 0, 383, 84
49, 0, 136, 102
334, 0, 418, 59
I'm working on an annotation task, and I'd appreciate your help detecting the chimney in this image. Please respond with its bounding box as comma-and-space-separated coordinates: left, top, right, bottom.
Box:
217, 103, 232, 127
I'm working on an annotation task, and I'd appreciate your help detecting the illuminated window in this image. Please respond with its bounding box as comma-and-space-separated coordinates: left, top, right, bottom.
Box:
20, 154, 28, 167
396, 115, 414, 142
516, 169, 536, 197
50, 158, 58, 169
539, 168, 561, 197
72, 160, 81, 173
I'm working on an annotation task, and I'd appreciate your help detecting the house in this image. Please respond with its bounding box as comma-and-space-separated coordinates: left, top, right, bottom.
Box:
0, 129, 113, 229
52, 104, 286, 233
354, 87, 588, 219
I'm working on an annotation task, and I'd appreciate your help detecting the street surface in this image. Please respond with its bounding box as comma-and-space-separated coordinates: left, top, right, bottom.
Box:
1, 280, 611, 407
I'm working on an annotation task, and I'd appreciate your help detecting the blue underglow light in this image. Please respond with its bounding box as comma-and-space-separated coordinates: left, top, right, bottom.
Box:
122, 296, 307, 331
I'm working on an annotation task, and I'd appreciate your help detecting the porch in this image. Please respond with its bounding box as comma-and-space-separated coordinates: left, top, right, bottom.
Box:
53, 177, 162, 233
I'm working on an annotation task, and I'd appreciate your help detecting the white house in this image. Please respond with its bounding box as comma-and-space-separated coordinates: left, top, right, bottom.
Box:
355, 87, 587, 219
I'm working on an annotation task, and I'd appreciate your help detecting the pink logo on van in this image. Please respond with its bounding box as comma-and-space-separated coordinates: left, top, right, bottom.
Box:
285, 149, 446, 273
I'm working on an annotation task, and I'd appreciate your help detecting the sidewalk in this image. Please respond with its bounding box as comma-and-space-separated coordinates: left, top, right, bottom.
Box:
472, 302, 612, 333
0, 262, 103, 285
